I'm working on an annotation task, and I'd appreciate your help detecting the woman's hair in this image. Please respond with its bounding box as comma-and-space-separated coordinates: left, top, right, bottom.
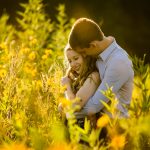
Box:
69, 18, 104, 50
64, 44, 98, 94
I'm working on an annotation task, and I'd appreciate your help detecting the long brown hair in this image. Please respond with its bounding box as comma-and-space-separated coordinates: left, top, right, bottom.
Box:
64, 44, 97, 94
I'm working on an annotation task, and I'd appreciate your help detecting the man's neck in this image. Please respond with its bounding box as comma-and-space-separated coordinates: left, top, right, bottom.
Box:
97, 36, 114, 55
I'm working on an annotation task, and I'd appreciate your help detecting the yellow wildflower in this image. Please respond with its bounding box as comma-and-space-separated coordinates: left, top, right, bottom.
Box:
60, 98, 71, 108
23, 63, 32, 73
30, 38, 37, 45
0, 69, 7, 78
45, 49, 53, 55
8, 51, 15, 58
97, 114, 110, 128
30, 68, 37, 77
111, 134, 126, 149
42, 54, 48, 60
1, 55, 9, 62
28, 51, 36, 60
23, 66, 30, 74
48, 143, 73, 150
20, 47, 30, 54
47, 78, 51, 86
0, 42, 7, 50
36, 80, 42, 90
0, 143, 30, 150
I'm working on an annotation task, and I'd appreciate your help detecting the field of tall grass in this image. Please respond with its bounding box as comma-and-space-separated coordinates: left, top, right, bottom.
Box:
0, 0, 149, 149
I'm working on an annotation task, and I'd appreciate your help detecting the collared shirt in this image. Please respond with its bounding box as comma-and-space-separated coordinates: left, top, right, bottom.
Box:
75, 40, 134, 118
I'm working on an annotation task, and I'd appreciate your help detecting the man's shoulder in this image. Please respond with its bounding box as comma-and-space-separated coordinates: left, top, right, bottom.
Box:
110, 49, 131, 63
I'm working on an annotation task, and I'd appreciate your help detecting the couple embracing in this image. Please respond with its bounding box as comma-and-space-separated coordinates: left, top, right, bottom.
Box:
59, 18, 134, 128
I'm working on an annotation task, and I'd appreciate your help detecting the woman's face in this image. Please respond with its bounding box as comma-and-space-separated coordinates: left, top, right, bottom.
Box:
66, 50, 84, 74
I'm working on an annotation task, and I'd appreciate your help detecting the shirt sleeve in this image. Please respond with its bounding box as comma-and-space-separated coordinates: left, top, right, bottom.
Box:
80, 58, 132, 114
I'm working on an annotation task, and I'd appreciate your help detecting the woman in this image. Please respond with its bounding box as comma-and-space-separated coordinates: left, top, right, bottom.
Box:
59, 44, 100, 127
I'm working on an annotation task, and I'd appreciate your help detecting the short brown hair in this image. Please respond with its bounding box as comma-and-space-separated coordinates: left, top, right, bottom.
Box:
69, 18, 104, 49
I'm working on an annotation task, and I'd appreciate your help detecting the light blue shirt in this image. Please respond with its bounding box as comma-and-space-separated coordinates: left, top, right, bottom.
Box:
75, 40, 134, 118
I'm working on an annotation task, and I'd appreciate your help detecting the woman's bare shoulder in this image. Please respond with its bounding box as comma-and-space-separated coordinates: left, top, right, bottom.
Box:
88, 71, 100, 82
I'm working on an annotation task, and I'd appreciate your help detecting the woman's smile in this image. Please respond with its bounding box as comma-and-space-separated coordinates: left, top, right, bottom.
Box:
66, 50, 84, 75
74, 65, 81, 73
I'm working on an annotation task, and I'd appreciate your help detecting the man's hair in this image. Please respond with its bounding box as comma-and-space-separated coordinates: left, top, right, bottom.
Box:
69, 18, 104, 49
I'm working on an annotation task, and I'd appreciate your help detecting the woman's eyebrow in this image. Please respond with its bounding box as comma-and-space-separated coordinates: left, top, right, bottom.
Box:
68, 54, 79, 60
73, 54, 80, 57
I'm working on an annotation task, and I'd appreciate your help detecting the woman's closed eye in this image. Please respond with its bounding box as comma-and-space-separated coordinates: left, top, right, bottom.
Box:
74, 57, 79, 61
68, 57, 78, 63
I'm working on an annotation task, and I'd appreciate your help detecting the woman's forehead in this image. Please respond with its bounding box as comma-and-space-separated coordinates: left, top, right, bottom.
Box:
66, 50, 81, 57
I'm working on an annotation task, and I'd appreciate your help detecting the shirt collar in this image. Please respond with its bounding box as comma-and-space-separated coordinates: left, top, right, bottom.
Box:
98, 39, 117, 61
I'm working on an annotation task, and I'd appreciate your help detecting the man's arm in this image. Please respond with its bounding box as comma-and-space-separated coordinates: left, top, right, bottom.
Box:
61, 72, 100, 106
79, 58, 133, 114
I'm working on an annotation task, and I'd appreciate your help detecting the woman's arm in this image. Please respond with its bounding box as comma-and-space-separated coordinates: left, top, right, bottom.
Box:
61, 76, 75, 100
61, 72, 100, 108
76, 72, 100, 108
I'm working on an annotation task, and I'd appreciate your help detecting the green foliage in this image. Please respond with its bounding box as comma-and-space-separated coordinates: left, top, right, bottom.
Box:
17, 0, 53, 49
0, 0, 149, 149
131, 55, 150, 117
48, 4, 75, 68
49, 4, 75, 51
0, 14, 15, 43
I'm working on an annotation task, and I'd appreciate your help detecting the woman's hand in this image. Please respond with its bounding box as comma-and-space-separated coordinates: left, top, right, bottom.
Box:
61, 76, 75, 100
58, 103, 63, 113
61, 76, 71, 86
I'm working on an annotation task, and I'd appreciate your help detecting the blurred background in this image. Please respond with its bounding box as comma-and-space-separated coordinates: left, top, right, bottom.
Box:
0, 0, 149, 63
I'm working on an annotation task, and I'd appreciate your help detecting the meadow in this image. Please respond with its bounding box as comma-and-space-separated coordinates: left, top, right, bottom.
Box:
0, 0, 150, 149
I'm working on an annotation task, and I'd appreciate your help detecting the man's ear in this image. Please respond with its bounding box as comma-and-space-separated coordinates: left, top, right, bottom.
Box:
90, 41, 97, 48
82, 53, 87, 58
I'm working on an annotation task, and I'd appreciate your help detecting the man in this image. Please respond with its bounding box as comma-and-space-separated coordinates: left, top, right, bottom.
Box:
68, 18, 134, 118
